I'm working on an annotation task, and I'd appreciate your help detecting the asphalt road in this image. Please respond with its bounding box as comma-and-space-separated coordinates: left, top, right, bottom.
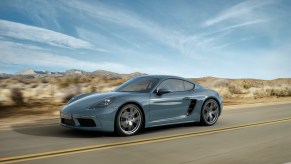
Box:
0, 103, 291, 164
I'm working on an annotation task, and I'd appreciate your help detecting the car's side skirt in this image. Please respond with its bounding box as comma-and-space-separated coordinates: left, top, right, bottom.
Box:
146, 114, 200, 127
147, 120, 198, 128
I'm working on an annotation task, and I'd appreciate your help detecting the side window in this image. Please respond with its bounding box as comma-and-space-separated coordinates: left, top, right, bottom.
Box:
158, 79, 184, 92
184, 81, 194, 91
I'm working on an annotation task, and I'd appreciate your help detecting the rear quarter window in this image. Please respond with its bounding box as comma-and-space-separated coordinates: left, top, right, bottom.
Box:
184, 81, 194, 90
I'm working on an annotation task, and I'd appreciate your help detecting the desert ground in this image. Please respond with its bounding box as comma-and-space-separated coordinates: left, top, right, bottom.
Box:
1, 70, 291, 125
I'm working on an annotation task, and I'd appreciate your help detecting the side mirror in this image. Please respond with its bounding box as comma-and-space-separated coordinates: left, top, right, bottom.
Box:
156, 88, 171, 96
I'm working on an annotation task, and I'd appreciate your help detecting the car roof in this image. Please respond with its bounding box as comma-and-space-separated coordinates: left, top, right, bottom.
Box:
136, 75, 194, 83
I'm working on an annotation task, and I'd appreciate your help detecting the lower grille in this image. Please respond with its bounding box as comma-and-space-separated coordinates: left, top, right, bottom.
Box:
61, 118, 75, 126
77, 118, 96, 127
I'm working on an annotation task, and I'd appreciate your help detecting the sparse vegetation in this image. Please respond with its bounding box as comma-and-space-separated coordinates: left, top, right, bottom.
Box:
266, 87, 291, 97
0, 73, 290, 107
10, 88, 24, 105
228, 83, 244, 94
61, 84, 81, 103
1, 73, 291, 124
58, 76, 80, 88
191, 77, 291, 99
241, 80, 254, 89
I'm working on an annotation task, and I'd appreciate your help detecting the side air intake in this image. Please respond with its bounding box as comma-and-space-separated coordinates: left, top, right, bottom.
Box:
187, 99, 197, 115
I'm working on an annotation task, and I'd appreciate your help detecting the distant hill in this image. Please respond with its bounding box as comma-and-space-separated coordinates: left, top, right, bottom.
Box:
6, 68, 146, 78
13, 69, 63, 78
65, 69, 86, 75
15, 69, 49, 75
0, 73, 12, 79
92, 70, 119, 76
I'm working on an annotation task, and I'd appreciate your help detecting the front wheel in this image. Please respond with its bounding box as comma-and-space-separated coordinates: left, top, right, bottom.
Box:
115, 104, 143, 136
200, 99, 219, 126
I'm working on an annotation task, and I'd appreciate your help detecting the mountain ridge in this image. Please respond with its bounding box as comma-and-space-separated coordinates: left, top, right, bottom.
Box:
0, 68, 146, 79
1, 69, 290, 81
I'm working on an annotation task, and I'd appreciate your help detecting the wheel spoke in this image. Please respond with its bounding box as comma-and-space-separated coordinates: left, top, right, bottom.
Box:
120, 121, 127, 128
133, 117, 140, 123
131, 110, 138, 117
209, 114, 213, 121
130, 107, 135, 115
204, 113, 209, 121
121, 112, 129, 119
212, 109, 217, 115
128, 124, 133, 131
212, 105, 217, 111
208, 102, 215, 112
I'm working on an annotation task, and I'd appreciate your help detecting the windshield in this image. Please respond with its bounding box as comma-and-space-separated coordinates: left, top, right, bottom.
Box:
115, 77, 159, 93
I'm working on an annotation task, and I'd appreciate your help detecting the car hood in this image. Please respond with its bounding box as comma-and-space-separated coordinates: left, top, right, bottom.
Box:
61, 92, 128, 112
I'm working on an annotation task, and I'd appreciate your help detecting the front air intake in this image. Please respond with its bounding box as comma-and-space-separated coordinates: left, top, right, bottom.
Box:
61, 118, 75, 126
77, 118, 96, 127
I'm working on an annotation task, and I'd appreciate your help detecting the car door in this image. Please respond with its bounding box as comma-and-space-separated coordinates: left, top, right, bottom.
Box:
149, 79, 194, 123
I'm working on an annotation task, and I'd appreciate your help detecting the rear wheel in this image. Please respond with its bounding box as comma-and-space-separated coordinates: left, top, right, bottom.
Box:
115, 104, 143, 136
200, 99, 219, 126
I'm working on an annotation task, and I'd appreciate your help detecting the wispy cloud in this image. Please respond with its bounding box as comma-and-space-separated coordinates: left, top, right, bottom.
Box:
204, 0, 275, 26
212, 36, 256, 50
0, 39, 181, 75
214, 19, 268, 33
0, 40, 129, 72
64, 1, 223, 58
61, 0, 272, 59
63, 0, 184, 50
0, 19, 101, 50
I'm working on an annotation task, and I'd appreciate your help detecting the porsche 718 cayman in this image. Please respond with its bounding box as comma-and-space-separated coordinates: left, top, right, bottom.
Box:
60, 75, 223, 136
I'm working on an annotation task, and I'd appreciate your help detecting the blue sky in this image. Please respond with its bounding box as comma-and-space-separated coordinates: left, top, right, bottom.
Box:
0, 0, 290, 79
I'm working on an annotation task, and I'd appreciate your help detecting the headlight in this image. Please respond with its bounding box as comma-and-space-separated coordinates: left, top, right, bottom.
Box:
89, 98, 114, 109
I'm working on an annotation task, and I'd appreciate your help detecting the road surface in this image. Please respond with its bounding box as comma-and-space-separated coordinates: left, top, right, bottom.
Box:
0, 103, 291, 164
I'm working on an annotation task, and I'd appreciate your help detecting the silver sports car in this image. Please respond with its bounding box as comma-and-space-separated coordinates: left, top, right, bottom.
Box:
60, 75, 223, 136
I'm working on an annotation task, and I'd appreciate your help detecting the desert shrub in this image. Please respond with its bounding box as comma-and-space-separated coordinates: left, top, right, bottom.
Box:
220, 91, 232, 99
41, 78, 49, 83
10, 88, 24, 105
95, 87, 105, 92
30, 83, 38, 88
253, 89, 267, 98
266, 87, 291, 97
228, 84, 243, 94
61, 84, 80, 103
71, 76, 80, 84
79, 75, 92, 83
89, 86, 96, 92
241, 80, 256, 89
17, 79, 31, 85
288, 88, 291, 96
62, 93, 75, 103
0, 83, 7, 88
215, 87, 232, 99
59, 80, 70, 88
108, 79, 126, 86
213, 80, 229, 88
58, 76, 82, 89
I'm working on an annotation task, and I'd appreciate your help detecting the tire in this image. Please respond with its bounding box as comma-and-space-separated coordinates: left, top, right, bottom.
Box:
115, 104, 143, 136
200, 99, 219, 126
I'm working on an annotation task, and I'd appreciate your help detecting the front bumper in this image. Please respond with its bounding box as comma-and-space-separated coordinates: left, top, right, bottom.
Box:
60, 114, 115, 132
60, 107, 118, 132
